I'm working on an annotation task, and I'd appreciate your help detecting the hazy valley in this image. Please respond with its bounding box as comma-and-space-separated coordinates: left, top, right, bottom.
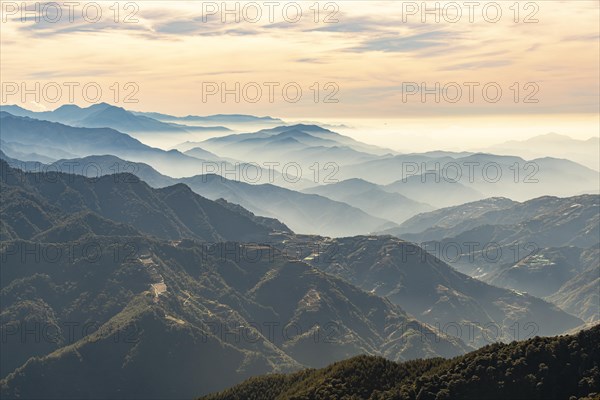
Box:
0, 101, 598, 398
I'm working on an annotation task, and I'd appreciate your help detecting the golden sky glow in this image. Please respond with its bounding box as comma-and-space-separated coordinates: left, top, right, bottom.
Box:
1, 1, 599, 144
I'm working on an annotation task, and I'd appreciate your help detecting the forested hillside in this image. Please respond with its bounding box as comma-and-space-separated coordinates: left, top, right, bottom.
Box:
202, 325, 600, 400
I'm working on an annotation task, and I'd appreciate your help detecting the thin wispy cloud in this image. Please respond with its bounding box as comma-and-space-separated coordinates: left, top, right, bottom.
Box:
348, 30, 456, 53
1, 1, 597, 119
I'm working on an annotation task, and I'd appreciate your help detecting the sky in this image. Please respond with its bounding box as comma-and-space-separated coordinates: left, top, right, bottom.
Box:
1, 1, 599, 147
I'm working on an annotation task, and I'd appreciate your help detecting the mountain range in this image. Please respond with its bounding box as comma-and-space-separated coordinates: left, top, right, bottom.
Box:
0, 153, 397, 237
0, 112, 312, 188
383, 195, 600, 323
2, 105, 597, 208
482, 132, 600, 171
0, 161, 472, 398
202, 324, 600, 400
133, 110, 284, 126
302, 179, 434, 224
294, 235, 583, 347
0, 104, 231, 134
0, 103, 598, 399
0, 160, 286, 243
335, 153, 599, 206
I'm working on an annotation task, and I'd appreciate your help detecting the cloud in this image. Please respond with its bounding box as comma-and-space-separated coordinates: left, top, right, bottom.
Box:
442, 60, 512, 71
563, 33, 599, 42
348, 30, 456, 53
295, 58, 327, 64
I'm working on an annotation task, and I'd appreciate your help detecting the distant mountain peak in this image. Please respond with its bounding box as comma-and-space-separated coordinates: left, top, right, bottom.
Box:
89, 101, 114, 109
285, 123, 330, 132
1, 104, 30, 112
532, 132, 573, 140
332, 177, 376, 187
54, 104, 83, 111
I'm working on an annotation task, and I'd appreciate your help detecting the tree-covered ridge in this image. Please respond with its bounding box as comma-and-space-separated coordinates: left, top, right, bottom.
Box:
0, 159, 287, 243
0, 233, 469, 398
202, 324, 600, 400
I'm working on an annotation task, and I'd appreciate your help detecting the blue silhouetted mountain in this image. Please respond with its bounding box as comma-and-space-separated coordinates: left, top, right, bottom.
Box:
0, 103, 231, 134
0, 113, 278, 181
1, 153, 396, 237
303, 178, 433, 224
193, 124, 395, 167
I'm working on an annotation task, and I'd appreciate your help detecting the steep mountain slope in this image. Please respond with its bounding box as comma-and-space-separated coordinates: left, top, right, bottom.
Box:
479, 245, 599, 323
0, 154, 396, 237
407, 195, 600, 291
0, 139, 77, 163
296, 235, 583, 347
303, 179, 433, 224
184, 147, 223, 161
0, 160, 284, 242
387, 197, 518, 237
0, 163, 471, 398
384, 176, 485, 208
547, 248, 600, 323
181, 174, 395, 237
384, 195, 600, 323
202, 324, 600, 400
0, 238, 468, 397
0, 237, 302, 395
76, 103, 191, 132
0, 111, 213, 177
385, 195, 599, 246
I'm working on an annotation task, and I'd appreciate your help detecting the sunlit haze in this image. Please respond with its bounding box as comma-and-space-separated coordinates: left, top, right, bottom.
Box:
1, 1, 599, 150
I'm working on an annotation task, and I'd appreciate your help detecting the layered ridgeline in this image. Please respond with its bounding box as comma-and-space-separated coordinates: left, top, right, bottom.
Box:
0, 103, 232, 134
0, 152, 394, 237
202, 324, 600, 400
0, 112, 402, 236
0, 111, 306, 187
1, 155, 587, 342
1, 103, 283, 132
383, 196, 600, 323
3, 107, 598, 208
0, 160, 287, 243
0, 162, 469, 398
286, 236, 583, 348
483, 132, 600, 171
183, 125, 599, 207
332, 153, 599, 206
301, 179, 434, 225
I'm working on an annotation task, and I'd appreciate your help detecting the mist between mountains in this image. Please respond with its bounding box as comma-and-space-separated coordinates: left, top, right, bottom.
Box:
1, 319, 541, 346
0, 239, 543, 266
2, 158, 545, 186
1, 159, 340, 185
1, 79, 543, 108
0, 80, 342, 106
197, 81, 540, 105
